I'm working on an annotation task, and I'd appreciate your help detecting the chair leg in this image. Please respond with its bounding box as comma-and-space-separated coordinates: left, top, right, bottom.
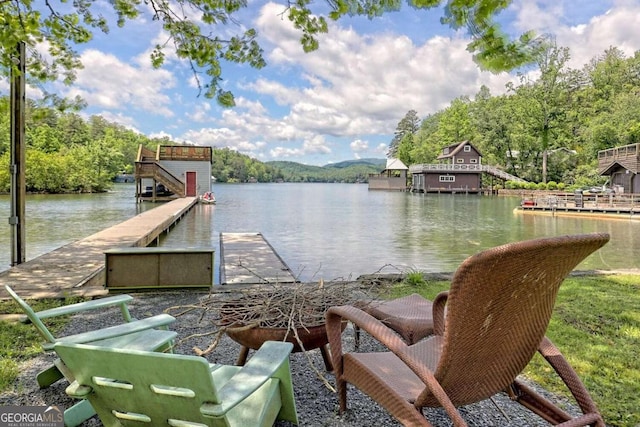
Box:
63, 399, 96, 427
320, 344, 333, 371
36, 365, 64, 389
337, 378, 348, 413
236, 346, 250, 366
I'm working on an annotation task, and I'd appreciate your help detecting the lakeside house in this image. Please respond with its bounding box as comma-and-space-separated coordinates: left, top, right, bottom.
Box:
410, 141, 484, 193
135, 144, 213, 202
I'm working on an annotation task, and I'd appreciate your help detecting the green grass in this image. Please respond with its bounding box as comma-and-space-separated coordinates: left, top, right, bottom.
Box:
0, 298, 80, 390
388, 274, 640, 427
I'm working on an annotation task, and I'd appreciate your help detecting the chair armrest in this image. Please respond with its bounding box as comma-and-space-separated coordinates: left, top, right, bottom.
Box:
326, 305, 468, 427
537, 336, 602, 418
43, 314, 176, 351
35, 294, 134, 322
432, 291, 449, 336
201, 341, 293, 417
326, 305, 409, 375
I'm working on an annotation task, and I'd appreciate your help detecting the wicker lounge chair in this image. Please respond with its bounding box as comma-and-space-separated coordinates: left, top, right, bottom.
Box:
326, 233, 609, 427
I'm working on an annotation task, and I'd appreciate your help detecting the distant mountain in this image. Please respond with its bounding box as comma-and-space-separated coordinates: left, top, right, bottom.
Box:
325, 158, 386, 169
266, 159, 386, 183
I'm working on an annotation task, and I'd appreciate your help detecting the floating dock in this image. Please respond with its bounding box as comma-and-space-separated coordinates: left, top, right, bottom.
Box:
219, 232, 297, 285
0, 197, 198, 300
515, 205, 640, 220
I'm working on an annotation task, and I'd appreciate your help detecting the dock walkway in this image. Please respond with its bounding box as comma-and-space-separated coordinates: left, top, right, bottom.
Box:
219, 232, 297, 285
0, 197, 197, 300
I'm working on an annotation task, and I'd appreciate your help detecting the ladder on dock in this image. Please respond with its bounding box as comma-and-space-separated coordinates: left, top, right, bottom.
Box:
219, 233, 297, 285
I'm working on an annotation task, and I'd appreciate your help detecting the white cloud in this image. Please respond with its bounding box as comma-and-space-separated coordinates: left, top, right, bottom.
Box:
186, 102, 212, 123
512, 1, 640, 69
251, 3, 514, 138
63, 49, 176, 117
350, 139, 369, 153
47, 0, 640, 165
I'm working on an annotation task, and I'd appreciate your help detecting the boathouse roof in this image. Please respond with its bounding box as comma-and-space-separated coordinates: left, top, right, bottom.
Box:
599, 160, 638, 176
437, 141, 482, 160
385, 158, 408, 171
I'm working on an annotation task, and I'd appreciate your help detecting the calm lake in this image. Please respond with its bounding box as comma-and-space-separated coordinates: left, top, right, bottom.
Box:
1, 183, 638, 282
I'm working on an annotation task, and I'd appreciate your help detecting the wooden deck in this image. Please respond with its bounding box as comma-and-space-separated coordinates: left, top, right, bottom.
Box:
219, 232, 297, 285
515, 205, 640, 220
0, 197, 198, 300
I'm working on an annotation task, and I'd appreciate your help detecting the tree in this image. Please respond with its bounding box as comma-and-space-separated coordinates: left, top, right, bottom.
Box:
1, 1, 543, 108
509, 43, 572, 182
388, 110, 420, 158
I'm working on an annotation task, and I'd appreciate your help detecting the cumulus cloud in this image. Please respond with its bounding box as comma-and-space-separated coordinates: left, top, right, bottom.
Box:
56, 0, 640, 165
350, 139, 369, 153
63, 49, 176, 118
511, 0, 640, 69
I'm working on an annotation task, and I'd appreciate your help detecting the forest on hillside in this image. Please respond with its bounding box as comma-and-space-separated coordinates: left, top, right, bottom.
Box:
1, 44, 638, 193
388, 45, 640, 188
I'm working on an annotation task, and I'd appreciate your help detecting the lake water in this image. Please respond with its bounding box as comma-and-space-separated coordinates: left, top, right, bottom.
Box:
1, 183, 638, 282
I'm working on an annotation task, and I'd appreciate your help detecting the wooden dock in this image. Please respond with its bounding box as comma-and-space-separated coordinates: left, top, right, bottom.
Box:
219, 232, 297, 285
0, 197, 198, 300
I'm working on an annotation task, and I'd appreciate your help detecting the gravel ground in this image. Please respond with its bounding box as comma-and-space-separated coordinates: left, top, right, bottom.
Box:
1, 289, 586, 426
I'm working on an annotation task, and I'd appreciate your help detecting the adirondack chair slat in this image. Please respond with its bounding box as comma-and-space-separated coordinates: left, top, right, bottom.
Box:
56, 341, 299, 427
4, 285, 178, 427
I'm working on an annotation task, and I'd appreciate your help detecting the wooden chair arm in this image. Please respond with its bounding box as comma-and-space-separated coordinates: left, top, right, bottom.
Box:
432, 291, 449, 336
201, 341, 294, 418
43, 314, 176, 351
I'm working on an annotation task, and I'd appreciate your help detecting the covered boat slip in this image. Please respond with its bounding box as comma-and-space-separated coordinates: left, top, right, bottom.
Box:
219, 232, 297, 285
0, 197, 198, 300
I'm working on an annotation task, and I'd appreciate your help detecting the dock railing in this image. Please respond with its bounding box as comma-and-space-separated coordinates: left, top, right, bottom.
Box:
521, 192, 640, 210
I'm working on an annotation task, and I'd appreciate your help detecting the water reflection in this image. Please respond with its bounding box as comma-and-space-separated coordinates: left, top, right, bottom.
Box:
0, 185, 153, 271
1, 183, 637, 279
159, 184, 638, 283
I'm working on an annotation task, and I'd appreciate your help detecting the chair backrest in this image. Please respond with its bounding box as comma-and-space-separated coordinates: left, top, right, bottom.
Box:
4, 285, 56, 343
423, 233, 609, 407
54, 342, 297, 427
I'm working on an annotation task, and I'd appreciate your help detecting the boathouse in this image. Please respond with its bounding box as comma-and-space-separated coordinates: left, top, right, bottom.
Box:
598, 143, 640, 194
135, 144, 213, 202
410, 141, 484, 193
368, 158, 409, 191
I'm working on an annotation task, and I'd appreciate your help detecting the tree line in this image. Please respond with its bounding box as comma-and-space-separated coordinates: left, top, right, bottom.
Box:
389, 44, 640, 188
0, 100, 154, 193
0, 99, 380, 193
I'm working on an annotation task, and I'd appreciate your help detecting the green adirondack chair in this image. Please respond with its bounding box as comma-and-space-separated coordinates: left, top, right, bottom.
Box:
56, 341, 299, 427
4, 285, 178, 427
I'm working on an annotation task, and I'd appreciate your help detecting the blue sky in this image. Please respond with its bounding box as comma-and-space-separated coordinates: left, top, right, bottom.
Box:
4, 0, 640, 165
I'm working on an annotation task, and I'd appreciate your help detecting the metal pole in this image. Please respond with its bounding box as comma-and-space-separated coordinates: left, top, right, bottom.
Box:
10, 42, 26, 265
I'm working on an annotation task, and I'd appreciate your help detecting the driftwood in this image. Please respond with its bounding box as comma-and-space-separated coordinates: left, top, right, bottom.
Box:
165, 279, 377, 355
165, 280, 377, 391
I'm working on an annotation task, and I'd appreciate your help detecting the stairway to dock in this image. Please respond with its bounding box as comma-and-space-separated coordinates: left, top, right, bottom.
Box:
219, 232, 297, 285
0, 197, 197, 299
